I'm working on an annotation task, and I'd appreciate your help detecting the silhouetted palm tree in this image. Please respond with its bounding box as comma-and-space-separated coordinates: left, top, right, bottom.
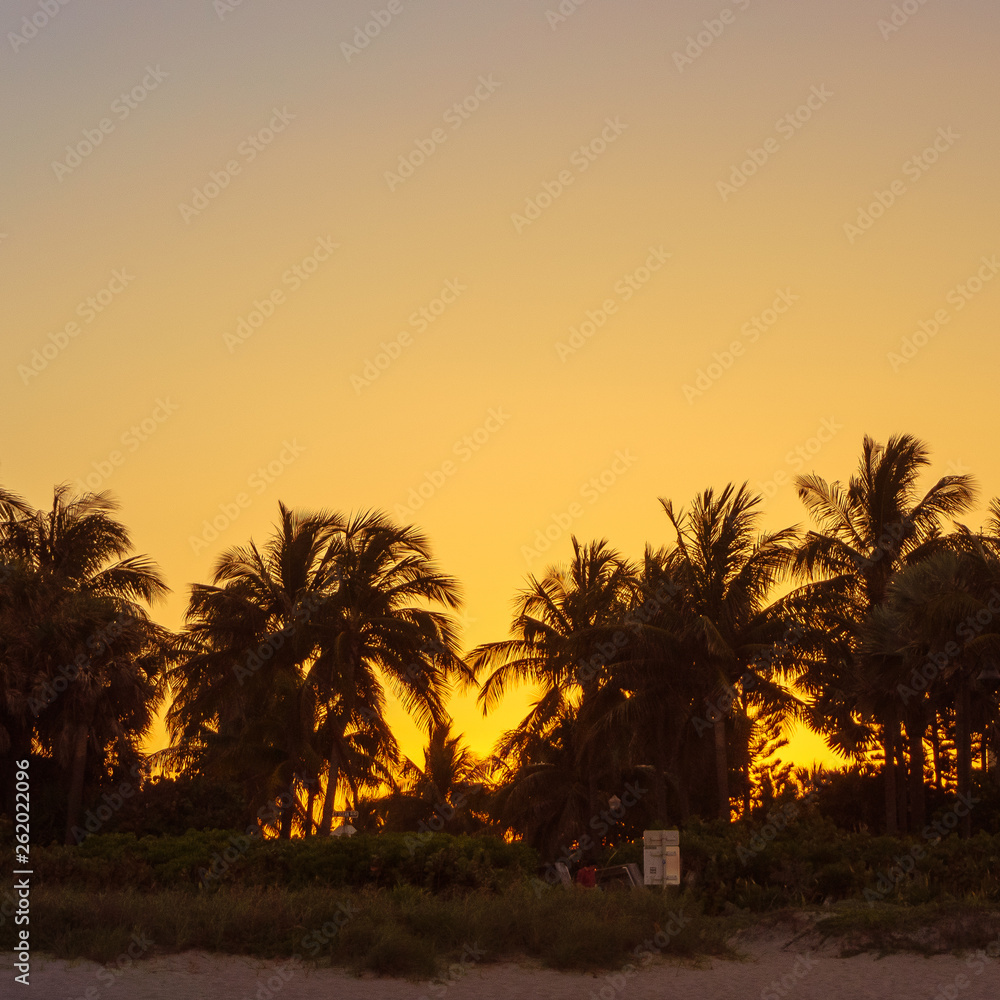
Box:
659, 484, 797, 820
469, 538, 636, 820
376, 720, 488, 833
487, 714, 594, 858
0, 486, 169, 842
167, 502, 342, 837
791, 434, 976, 833
868, 536, 1000, 836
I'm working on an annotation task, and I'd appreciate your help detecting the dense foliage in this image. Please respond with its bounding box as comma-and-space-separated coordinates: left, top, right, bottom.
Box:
2, 434, 999, 855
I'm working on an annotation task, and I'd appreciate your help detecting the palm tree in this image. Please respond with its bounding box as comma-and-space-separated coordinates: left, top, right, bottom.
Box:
168, 504, 468, 838
867, 535, 1000, 836
469, 538, 637, 823
376, 720, 489, 833
791, 434, 977, 833
0, 486, 170, 843
167, 503, 342, 837
574, 544, 697, 823
314, 510, 467, 835
658, 484, 797, 821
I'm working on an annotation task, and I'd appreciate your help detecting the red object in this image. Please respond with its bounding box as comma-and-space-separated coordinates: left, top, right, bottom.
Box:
576, 865, 596, 888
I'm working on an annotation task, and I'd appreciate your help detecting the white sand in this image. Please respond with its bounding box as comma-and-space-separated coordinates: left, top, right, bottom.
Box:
3, 932, 994, 1000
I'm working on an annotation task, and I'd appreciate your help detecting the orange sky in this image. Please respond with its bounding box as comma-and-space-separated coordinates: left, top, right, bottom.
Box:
3, 0, 997, 773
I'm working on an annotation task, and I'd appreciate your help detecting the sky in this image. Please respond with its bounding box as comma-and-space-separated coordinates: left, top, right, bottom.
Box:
3, 0, 998, 771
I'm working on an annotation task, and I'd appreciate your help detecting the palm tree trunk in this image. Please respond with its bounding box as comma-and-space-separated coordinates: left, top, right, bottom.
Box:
714, 718, 730, 822
319, 746, 340, 836
279, 796, 294, 839
930, 716, 942, 791
956, 676, 972, 839
64, 722, 90, 845
906, 712, 925, 832
896, 750, 909, 836
882, 719, 898, 836
304, 781, 316, 837
743, 759, 751, 819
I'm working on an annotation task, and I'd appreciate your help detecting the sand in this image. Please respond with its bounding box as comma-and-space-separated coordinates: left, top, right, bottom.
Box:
4, 931, 994, 1000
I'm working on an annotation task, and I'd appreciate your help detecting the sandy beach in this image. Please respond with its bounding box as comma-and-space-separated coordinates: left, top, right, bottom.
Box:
5, 931, 994, 1000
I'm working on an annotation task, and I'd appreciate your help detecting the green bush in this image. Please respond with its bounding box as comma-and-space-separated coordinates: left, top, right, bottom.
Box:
598, 812, 1000, 912
1, 830, 537, 894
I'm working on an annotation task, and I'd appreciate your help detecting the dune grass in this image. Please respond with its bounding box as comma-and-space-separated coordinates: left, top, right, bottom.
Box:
16, 883, 1000, 979
18, 883, 739, 978
7, 825, 1000, 978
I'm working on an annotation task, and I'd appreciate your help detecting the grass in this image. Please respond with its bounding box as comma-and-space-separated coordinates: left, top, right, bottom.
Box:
7, 824, 1000, 978
7, 884, 1000, 978
10, 884, 739, 978
811, 899, 1000, 957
